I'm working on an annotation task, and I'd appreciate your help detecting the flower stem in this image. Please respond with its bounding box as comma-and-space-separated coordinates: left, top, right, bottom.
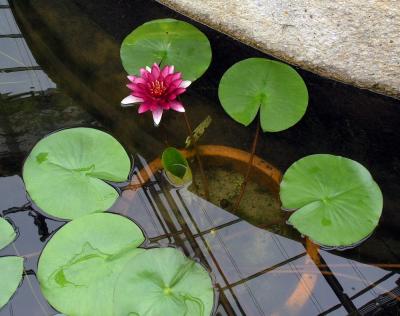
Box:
233, 118, 260, 211
183, 111, 210, 200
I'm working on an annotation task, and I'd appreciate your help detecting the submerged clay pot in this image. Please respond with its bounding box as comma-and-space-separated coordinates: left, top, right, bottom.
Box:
138, 144, 282, 193
135, 145, 300, 236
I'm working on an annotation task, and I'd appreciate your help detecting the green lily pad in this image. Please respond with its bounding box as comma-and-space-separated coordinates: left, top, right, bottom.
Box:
23, 128, 131, 220
0, 222, 24, 309
280, 154, 383, 247
162, 147, 192, 186
0, 217, 16, 250
0, 256, 24, 309
37, 213, 145, 316
218, 58, 308, 132
114, 247, 214, 316
120, 18, 212, 82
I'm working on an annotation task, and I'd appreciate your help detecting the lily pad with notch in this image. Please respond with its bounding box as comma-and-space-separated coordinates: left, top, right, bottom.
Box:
23, 128, 131, 220
37, 213, 145, 316
218, 58, 308, 132
120, 18, 212, 82
114, 247, 214, 316
280, 154, 383, 247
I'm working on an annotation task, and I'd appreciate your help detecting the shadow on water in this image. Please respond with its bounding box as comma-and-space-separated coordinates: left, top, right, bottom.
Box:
0, 0, 400, 315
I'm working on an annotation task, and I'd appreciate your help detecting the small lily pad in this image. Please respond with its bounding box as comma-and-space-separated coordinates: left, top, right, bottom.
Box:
218, 58, 308, 132
37, 213, 145, 316
114, 247, 214, 316
280, 154, 383, 247
120, 19, 212, 82
0, 217, 16, 250
23, 128, 131, 220
0, 256, 24, 309
162, 147, 192, 187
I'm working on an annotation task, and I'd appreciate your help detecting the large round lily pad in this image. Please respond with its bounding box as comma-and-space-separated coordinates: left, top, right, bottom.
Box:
218, 58, 308, 132
280, 154, 383, 247
37, 213, 145, 316
120, 19, 212, 82
114, 247, 214, 316
0, 256, 24, 309
0, 217, 15, 250
23, 128, 131, 220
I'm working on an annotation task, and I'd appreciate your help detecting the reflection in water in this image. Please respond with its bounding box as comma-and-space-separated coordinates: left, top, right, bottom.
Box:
285, 256, 317, 312
0, 0, 400, 315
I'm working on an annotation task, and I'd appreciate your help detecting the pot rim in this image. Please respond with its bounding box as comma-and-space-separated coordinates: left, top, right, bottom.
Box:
136, 145, 282, 188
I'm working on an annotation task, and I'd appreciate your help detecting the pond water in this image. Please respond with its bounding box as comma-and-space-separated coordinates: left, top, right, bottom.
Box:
1, 0, 400, 315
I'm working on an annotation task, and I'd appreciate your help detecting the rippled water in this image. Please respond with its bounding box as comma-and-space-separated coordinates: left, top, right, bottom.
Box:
1, 0, 400, 315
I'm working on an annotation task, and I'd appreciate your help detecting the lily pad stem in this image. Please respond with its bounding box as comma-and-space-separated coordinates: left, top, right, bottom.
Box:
183, 111, 210, 200
233, 118, 260, 211
306, 237, 320, 265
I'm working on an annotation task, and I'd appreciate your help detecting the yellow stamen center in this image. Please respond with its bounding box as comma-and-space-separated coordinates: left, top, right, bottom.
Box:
150, 80, 166, 97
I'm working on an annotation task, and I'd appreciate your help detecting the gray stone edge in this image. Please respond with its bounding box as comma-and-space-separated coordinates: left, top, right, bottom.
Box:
157, 0, 399, 100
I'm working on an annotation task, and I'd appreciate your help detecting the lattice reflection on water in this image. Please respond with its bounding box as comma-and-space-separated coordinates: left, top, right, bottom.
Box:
110, 155, 400, 316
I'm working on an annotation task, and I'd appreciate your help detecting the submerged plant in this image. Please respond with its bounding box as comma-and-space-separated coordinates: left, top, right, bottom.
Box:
121, 63, 191, 126
218, 58, 309, 209
280, 154, 383, 248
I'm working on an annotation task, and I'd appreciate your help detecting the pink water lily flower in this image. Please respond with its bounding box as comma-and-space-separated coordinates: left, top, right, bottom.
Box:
121, 63, 191, 126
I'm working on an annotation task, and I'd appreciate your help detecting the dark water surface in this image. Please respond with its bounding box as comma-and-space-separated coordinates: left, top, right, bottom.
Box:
1, 0, 400, 315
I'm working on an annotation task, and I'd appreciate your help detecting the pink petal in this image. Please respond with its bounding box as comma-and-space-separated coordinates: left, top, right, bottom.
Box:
151, 63, 160, 79
168, 65, 175, 74
127, 75, 136, 82
140, 68, 148, 76
170, 101, 185, 112
168, 88, 186, 100
121, 95, 143, 106
152, 108, 163, 126
146, 66, 151, 72
164, 72, 181, 85
165, 79, 183, 93
138, 102, 152, 113
126, 83, 136, 90
132, 90, 150, 99
133, 77, 147, 84
179, 80, 191, 88
134, 83, 149, 92
161, 65, 170, 77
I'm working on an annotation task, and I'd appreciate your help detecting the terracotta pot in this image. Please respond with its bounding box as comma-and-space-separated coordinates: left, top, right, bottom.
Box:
136, 144, 282, 195
136, 145, 321, 263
